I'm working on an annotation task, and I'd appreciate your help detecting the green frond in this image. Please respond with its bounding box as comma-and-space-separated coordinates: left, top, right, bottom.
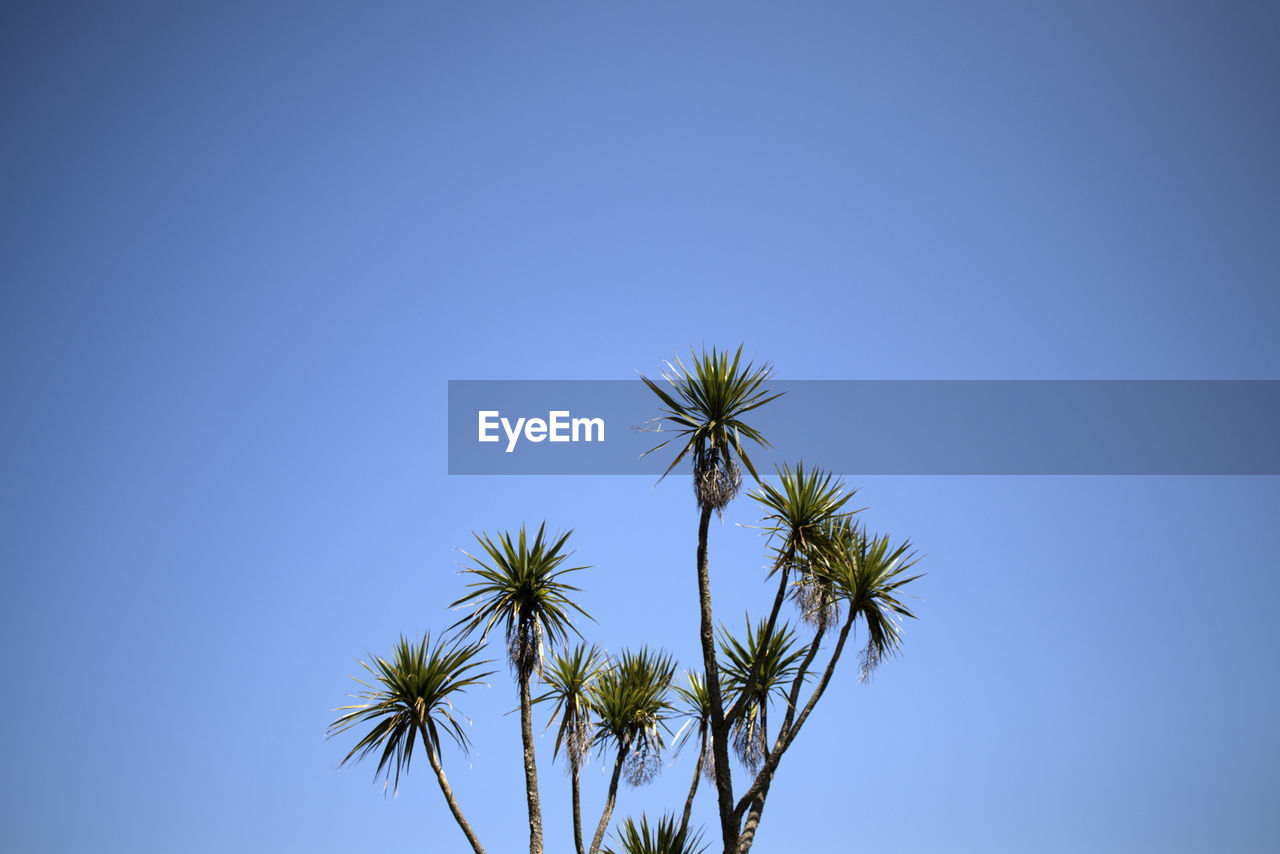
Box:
719, 618, 807, 705
640, 345, 782, 510
670, 669, 717, 784
449, 522, 593, 680
534, 642, 606, 771
718, 617, 807, 770
749, 461, 858, 577
590, 647, 678, 787
603, 813, 707, 854
328, 633, 493, 795
670, 670, 710, 753
812, 517, 923, 680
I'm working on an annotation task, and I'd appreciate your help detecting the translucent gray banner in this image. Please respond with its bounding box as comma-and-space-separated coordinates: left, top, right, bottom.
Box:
447, 381, 1280, 475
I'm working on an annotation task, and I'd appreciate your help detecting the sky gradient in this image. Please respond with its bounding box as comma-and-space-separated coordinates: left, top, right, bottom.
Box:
2, 3, 1278, 852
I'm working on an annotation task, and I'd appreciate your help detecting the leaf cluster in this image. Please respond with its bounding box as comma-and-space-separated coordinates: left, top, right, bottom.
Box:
750, 461, 858, 576
809, 516, 922, 679
718, 619, 806, 771
604, 813, 707, 854
328, 633, 493, 794
449, 522, 591, 680
590, 647, 678, 787
640, 346, 782, 509
535, 642, 607, 772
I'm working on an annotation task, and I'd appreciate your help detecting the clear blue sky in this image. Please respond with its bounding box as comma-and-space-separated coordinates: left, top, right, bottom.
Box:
2, 2, 1278, 852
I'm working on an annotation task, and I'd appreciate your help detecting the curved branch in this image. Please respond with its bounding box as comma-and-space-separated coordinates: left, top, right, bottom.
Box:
588, 744, 626, 854
724, 547, 793, 726
419, 725, 487, 854
680, 734, 708, 833
734, 612, 855, 820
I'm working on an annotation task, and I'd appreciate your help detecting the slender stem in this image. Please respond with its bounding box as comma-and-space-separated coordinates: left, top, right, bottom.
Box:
781, 611, 854, 753
734, 613, 856, 818
571, 762, 585, 854
697, 503, 738, 853
518, 625, 544, 854
419, 725, 486, 854
589, 744, 626, 854
779, 614, 827, 737
680, 732, 708, 833
725, 547, 793, 726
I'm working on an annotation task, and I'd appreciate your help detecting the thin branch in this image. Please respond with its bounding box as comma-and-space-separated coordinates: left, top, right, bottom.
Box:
588, 744, 627, 854
734, 611, 855, 819
724, 546, 793, 726
419, 723, 487, 854
680, 734, 708, 833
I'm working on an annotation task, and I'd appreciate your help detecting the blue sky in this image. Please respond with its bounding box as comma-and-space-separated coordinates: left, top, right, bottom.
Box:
2, 2, 1278, 852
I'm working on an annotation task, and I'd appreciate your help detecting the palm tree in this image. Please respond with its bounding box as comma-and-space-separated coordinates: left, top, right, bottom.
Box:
641, 346, 779, 511
587, 647, 678, 854
731, 518, 922, 853
751, 463, 855, 575
717, 619, 806, 774
329, 633, 493, 854
536, 643, 606, 854
450, 523, 592, 854
641, 345, 780, 854
729, 463, 854, 726
816, 518, 921, 680
604, 813, 708, 854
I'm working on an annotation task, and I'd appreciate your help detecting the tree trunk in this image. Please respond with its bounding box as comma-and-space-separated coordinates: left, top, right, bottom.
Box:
572, 762, 585, 854
696, 503, 739, 854
736, 708, 770, 853
735, 780, 772, 854
519, 665, 544, 854
420, 726, 487, 854
589, 745, 626, 854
